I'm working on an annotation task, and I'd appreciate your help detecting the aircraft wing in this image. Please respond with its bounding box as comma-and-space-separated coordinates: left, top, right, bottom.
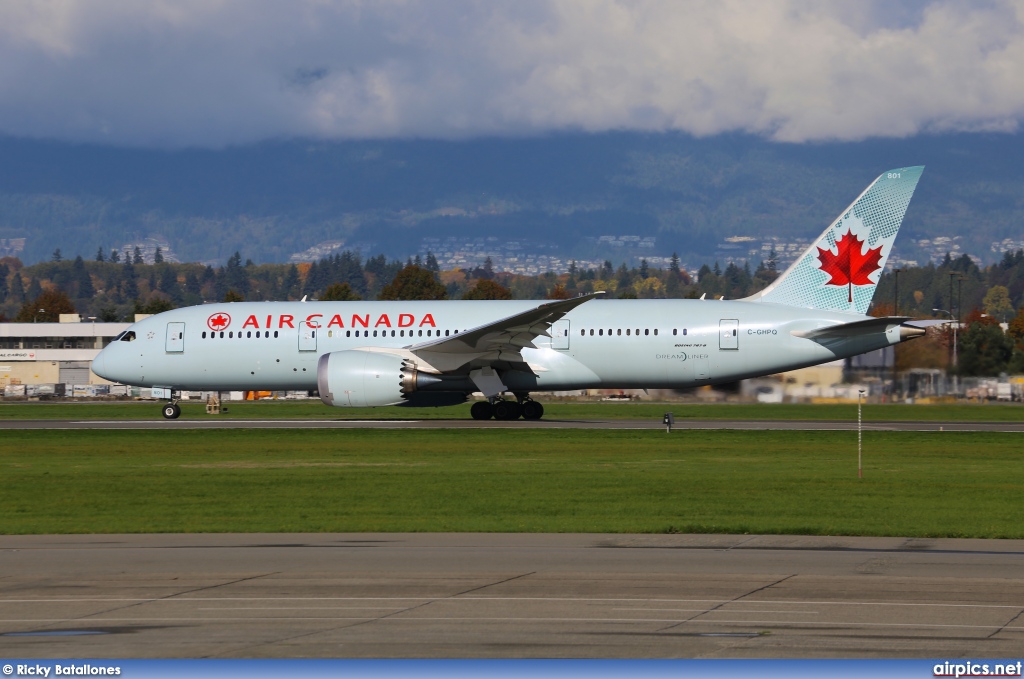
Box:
407, 292, 604, 374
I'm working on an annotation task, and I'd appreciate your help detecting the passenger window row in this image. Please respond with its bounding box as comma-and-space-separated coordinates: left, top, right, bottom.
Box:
202, 330, 280, 339
332, 329, 459, 338
580, 328, 687, 337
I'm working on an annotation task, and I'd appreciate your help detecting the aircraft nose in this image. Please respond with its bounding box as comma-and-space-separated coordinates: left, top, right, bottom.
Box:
91, 351, 107, 380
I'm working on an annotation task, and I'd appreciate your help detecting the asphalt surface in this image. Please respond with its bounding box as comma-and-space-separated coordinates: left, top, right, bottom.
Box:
2, 533, 1023, 658
2, 417, 1024, 431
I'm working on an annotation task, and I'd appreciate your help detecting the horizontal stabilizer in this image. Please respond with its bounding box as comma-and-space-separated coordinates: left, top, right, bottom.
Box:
791, 316, 918, 340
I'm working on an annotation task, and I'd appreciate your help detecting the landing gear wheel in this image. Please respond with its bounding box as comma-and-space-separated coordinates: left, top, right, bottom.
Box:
493, 400, 522, 420
521, 401, 544, 420
162, 403, 181, 420
470, 401, 494, 420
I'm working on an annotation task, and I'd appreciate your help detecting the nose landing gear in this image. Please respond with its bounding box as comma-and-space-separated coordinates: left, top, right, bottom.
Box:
161, 391, 181, 419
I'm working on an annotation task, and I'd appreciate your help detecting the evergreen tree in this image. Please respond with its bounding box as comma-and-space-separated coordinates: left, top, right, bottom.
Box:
95, 246, 105, 262
616, 263, 631, 288
72, 255, 94, 298
222, 251, 250, 297
425, 252, 440, 272
378, 265, 448, 300
158, 266, 183, 304
8, 270, 25, 304
121, 261, 138, 300
26, 277, 43, 301
768, 246, 778, 274
320, 282, 361, 301
669, 253, 681, 279
639, 259, 649, 279
281, 264, 300, 300
132, 246, 144, 265
110, 249, 120, 263
184, 271, 202, 302
154, 246, 164, 264
52, 248, 62, 262
958, 321, 1013, 376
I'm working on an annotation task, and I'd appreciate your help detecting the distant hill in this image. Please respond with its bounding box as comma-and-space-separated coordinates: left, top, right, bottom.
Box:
1, 132, 1023, 268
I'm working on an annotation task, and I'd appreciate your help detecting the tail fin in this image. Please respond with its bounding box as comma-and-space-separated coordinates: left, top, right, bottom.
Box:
746, 166, 924, 314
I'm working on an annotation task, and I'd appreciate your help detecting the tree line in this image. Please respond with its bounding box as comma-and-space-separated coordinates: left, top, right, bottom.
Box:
4, 247, 1024, 376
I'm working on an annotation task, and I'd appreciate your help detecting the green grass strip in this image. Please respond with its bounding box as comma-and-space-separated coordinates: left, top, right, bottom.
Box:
2, 429, 1021, 537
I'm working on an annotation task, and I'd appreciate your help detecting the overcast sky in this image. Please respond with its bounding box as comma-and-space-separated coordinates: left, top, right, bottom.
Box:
1, 0, 1022, 148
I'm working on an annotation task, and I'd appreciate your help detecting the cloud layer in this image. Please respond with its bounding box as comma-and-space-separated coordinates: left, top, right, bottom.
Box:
1, 0, 1022, 147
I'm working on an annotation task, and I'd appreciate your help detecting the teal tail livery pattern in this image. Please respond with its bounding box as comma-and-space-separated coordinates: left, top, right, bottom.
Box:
745, 166, 924, 315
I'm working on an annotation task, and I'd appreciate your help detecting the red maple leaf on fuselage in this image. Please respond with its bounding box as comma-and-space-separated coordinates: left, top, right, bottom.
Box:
817, 230, 883, 302
209, 314, 229, 329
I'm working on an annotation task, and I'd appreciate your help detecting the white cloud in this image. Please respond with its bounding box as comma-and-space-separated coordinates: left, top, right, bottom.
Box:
0, 0, 1022, 147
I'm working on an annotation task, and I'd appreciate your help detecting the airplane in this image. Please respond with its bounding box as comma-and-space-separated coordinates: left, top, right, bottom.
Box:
92, 166, 926, 420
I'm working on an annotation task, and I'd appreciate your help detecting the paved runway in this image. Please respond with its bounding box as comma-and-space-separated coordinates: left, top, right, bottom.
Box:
2, 533, 1023, 658
2, 417, 1023, 431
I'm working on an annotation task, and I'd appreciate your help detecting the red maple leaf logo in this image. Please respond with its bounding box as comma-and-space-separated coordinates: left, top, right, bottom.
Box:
207, 313, 231, 331
817, 230, 883, 302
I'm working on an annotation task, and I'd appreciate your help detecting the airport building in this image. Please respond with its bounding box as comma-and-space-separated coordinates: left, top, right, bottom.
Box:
0, 315, 130, 395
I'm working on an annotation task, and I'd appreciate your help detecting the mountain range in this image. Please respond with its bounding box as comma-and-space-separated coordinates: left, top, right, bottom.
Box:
1, 132, 1023, 268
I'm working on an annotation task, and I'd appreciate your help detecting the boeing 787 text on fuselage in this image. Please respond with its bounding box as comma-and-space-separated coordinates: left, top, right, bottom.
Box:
93, 167, 926, 420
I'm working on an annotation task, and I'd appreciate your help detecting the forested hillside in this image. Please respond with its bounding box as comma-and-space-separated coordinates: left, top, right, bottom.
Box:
2, 133, 1023, 267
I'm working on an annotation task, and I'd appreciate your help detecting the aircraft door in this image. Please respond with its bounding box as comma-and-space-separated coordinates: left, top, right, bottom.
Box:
719, 319, 739, 350
165, 322, 185, 352
299, 321, 317, 352
551, 320, 570, 350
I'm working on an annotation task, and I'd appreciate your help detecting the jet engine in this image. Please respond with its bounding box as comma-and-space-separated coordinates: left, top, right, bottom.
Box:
317, 350, 439, 407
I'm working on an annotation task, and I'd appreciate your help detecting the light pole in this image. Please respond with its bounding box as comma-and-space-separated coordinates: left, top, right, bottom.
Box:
34, 308, 45, 323
892, 268, 902, 401
858, 390, 865, 479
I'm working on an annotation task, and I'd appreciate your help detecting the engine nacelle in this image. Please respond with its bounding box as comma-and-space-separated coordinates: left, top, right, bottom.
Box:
317, 350, 425, 408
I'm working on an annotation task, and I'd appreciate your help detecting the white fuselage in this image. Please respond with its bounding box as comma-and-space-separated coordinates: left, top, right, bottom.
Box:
92, 299, 900, 396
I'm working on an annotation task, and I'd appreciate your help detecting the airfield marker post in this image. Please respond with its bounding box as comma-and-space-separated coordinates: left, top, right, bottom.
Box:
858, 390, 865, 478
663, 412, 674, 433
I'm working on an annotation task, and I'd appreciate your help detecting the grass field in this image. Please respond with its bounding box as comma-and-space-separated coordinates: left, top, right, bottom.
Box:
2, 428, 1021, 537
2, 399, 1024, 421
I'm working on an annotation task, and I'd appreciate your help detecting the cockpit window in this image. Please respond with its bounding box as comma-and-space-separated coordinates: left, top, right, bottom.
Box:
112, 331, 126, 341
119, 331, 136, 342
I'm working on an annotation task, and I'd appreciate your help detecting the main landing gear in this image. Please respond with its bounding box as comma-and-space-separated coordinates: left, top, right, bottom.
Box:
162, 392, 181, 419
470, 395, 544, 421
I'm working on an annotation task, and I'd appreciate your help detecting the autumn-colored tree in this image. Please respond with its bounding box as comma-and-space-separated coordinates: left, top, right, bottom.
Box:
462, 279, 512, 300
15, 289, 76, 322
546, 283, 571, 300
224, 289, 245, 302
982, 285, 1014, 322
320, 282, 361, 301
379, 265, 447, 300
1007, 306, 1024, 349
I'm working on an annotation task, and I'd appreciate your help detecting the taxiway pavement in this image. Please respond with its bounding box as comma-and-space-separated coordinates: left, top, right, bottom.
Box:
2, 418, 1023, 431
2, 533, 1023, 658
